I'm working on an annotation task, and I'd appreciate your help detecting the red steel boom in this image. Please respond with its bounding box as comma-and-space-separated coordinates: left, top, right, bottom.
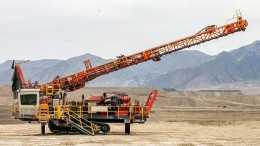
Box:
33, 11, 247, 95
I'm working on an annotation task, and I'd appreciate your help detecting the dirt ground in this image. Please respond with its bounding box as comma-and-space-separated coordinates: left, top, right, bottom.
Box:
0, 121, 259, 146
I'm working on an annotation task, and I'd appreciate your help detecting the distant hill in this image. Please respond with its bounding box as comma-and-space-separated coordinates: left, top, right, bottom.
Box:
0, 50, 211, 86
0, 41, 259, 93
0, 59, 62, 84
147, 41, 260, 90
31, 53, 106, 83
87, 50, 212, 87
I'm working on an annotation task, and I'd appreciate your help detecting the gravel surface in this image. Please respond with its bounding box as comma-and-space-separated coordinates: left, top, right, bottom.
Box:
0, 121, 259, 146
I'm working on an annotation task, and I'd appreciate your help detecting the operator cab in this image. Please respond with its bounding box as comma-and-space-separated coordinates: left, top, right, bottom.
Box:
12, 89, 40, 121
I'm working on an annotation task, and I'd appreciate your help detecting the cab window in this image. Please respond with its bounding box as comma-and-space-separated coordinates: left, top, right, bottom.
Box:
20, 94, 37, 105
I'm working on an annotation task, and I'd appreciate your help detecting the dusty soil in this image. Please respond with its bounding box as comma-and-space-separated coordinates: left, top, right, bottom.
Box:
0, 121, 259, 146
0, 85, 260, 145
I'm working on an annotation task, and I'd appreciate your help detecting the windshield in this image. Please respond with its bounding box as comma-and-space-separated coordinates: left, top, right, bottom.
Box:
20, 94, 37, 105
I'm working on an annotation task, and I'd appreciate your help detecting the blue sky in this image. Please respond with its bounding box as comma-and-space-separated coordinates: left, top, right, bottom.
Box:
0, 0, 259, 63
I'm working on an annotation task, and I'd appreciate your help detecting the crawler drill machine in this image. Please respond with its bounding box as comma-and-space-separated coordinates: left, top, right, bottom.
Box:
11, 11, 247, 135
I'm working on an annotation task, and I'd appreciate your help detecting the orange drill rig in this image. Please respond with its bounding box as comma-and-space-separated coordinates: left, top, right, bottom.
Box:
11, 10, 247, 135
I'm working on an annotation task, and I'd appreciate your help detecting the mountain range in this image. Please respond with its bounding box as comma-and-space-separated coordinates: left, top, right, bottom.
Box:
0, 41, 259, 92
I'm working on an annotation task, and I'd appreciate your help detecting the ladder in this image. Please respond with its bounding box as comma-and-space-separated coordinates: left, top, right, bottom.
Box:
64, 108, 98, 136
38, 104, 50, 123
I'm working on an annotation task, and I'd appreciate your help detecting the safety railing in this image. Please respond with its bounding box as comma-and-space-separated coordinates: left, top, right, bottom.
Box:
55, 104, 150, 122
37, 84, 61, 95
64, 107, 98, 135
11, 103, 19, 117
11, 101, 151, 123
38, 104, 50, 122
88, 105, 146, 120
11, 103, 39, 118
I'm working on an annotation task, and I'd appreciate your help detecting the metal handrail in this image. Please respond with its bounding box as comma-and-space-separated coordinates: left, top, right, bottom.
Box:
64, 107, 98, 135
62, 105, 149, 120
11, 102, 150, 122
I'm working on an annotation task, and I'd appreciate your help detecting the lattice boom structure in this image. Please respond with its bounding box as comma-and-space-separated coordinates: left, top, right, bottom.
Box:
38, 11, 248, 95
